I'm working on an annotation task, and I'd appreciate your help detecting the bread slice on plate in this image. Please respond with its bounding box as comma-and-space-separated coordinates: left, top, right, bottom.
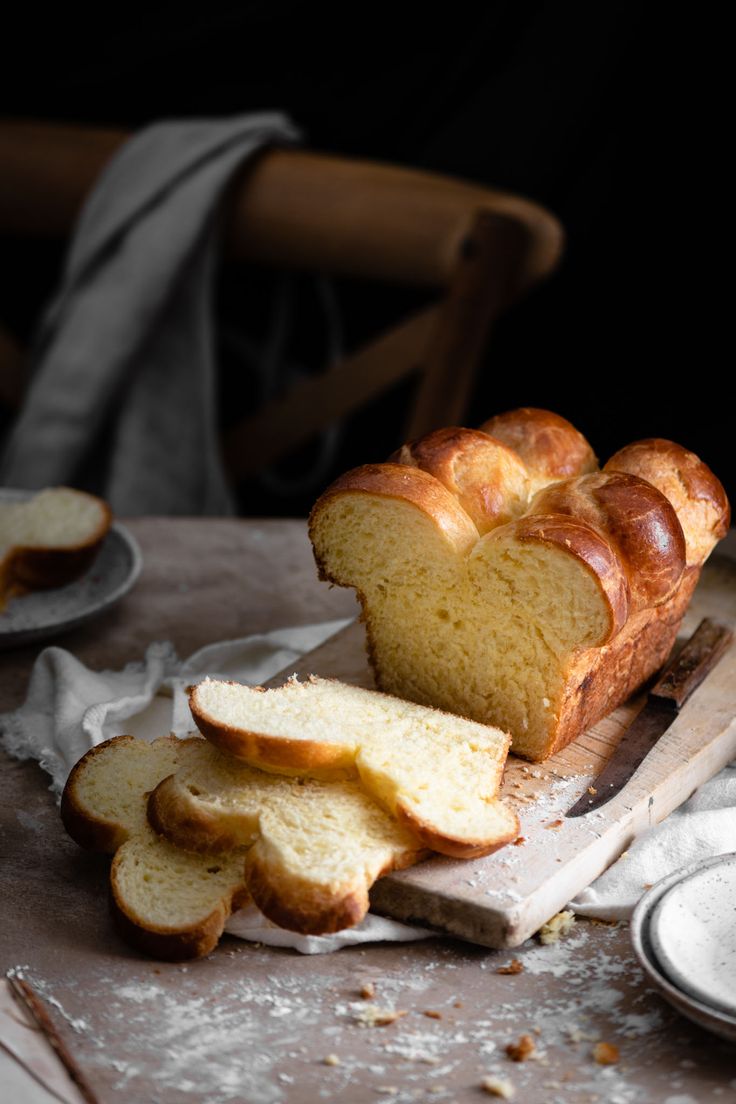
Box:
188, 676, 519, 858
147, 737, 428, 935
0, 486, 112, 605
61, 735, 249, 960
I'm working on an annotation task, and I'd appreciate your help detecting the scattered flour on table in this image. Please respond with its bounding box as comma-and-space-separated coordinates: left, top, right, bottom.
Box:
5, 924, 731, 1103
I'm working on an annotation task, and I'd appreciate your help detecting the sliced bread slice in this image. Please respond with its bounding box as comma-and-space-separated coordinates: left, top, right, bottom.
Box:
0, 486, 111, 604
188, 676, 519, 859
147, 737, 428, 935
61, 735, 249, 960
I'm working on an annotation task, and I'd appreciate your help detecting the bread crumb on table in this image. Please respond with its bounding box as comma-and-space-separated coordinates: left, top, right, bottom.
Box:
505, 1034, 536, 1062
496, 958, 524, 975
323, 1054, 340, 1066
512, 836, 526, 846
360, 981, 376, 999
354, 1004, 407, 1027
567, 1026, 599, 1044
538, 909, 576, 944
481, 1075, 515, 1097
422, 1009, 442, 1019
592, 1041, 620, 1065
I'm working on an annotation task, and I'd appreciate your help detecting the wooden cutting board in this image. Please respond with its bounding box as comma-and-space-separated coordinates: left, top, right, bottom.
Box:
265, 554, 736, 948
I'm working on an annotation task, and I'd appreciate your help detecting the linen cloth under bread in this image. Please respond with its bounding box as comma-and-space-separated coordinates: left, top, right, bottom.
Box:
0, 113, 301, 514
0, 617, 431, 954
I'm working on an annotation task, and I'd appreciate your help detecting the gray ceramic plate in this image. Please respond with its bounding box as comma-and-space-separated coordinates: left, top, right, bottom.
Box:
631, 854, 736, 1043
0, 489, 142, 648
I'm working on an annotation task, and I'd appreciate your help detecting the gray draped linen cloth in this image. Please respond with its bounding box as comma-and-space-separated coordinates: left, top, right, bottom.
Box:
1, 113, 302, 514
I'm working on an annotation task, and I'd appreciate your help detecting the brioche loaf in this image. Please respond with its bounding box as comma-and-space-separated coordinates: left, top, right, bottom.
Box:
188, 675, 519, 858
0, 486, 111, 607
61, 735, 250, 960
309, 409, 729, 761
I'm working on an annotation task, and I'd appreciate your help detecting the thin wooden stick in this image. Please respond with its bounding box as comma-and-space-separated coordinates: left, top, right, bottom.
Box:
6, 975, 99, 1104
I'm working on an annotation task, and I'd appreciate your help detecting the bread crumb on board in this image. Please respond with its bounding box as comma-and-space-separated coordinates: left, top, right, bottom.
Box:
593, 1041, 620, 1065
505, 1034, 536, 1062
496, 958, 524, 975
359, 981, 375, 999
538, 909, 576, 944
481, 1075, 515, 1097
354, 1004, 407, 1027
423, 1009, 443, 1019
322, 1054, 340, 1066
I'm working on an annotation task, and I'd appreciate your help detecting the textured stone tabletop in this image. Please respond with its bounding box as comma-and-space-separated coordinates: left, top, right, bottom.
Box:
1, 518, 733, 1104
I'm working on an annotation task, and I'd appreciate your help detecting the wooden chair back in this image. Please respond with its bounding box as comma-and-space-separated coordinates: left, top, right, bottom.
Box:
0, 121, 564, 479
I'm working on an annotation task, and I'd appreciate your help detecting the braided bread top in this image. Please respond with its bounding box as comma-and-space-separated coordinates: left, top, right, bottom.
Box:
318, 408, 728, 640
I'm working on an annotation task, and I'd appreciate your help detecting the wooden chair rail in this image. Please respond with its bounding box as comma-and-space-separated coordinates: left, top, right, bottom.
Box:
0, 120, 563, 293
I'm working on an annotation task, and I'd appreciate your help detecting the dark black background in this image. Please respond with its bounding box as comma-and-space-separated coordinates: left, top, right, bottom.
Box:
1, 3, 728, 515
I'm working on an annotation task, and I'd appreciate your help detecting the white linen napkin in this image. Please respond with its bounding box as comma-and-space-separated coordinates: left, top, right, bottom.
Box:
570, 764, 736, 919
0, 619, 431, 954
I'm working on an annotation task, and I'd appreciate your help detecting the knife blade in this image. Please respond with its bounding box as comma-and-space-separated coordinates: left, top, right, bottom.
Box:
565, 617, 733, 817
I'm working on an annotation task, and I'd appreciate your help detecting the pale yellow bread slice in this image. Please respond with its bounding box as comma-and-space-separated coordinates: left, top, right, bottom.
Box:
61, 735, 249, 960
189, 676, 519, 859
147, 737, 429, 934
0, 486, 112, 605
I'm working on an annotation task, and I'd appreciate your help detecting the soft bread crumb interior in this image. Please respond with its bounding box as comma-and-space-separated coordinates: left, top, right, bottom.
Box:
193, 677, 513, 845
113, 830, 245, 927
72, 737, 184, 838
311, 494, 612, 759
163, 738, 420, 886
0, 488, 107, 554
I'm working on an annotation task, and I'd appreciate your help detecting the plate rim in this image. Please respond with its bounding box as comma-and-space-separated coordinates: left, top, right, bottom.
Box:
631, 853, 736, 1039
648, 859, 736, 1017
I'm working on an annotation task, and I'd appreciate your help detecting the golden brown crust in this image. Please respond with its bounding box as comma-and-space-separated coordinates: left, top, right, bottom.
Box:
395, 800, 520, 859
530, 471, 687, 612
479, 407, 597, 482
542, 570, 698, 760
605, 439, 730, 565
489, 512, 630, 642
390, 427, 528, 534
245, 842, 428, 935
309, 463, 479, 557
190, 691, 355, 777
147, 775, 254, 854
244, 851, 369, 935
60, 735, 137, 853
109, 863, 245, 962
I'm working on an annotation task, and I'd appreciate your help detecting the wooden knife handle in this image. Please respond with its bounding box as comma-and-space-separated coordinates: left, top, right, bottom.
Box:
651, 617, 733, 709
